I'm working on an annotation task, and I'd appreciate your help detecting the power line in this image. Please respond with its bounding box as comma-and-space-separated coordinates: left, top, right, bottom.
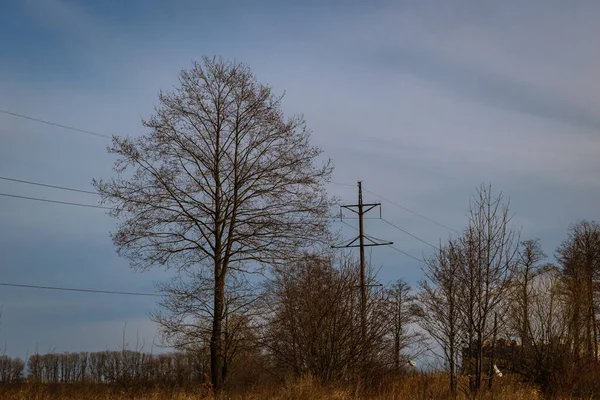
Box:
337, 194, 423, 264
330, 180, 356, 188
0, 176, 99, 195
0, 192, 110, 210
330, 219, 359, 247
0, 282, 159, 297
0, 176, 372, 213
340, 220, 358, 231
0, 109, 112, 139
329, 181, 457, 233
0, 189, 362, 215
0, 190, 367, 216
342, 214, 423, 263
389, 245, 423, 263
365, 188, 458, 233
381, 218, 439, 250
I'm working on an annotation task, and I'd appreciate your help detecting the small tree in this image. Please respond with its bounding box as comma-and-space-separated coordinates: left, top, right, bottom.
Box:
457, 184, 519, 394
508, 239, 549, 369
514, 266, 568, 391
417, 184, 519, 397
94, 56, 334, 391
556, 220, 600, 360
416, 240, 463, 398
512, 240, 547, 348
260, 254, 388, 383
384, 279, 425, 373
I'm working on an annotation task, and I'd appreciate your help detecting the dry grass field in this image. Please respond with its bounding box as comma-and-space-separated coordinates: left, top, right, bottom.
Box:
0, 374, 558, 400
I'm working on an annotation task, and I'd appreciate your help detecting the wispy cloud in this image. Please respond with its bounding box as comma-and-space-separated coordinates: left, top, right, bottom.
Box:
372, 46, 600, 132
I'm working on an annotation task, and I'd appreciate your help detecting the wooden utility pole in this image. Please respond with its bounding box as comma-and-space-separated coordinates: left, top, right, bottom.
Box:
333, 181, 392, 341
357, 181, 367, 337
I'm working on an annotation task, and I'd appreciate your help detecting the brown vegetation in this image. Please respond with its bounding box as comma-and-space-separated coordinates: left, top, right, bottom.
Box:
0, 373, 552, 400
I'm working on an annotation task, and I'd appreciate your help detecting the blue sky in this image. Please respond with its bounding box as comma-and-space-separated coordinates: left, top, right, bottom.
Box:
1, 0, 599, 359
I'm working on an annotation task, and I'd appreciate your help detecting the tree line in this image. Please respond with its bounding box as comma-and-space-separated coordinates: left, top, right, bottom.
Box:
0, 350, 207, 386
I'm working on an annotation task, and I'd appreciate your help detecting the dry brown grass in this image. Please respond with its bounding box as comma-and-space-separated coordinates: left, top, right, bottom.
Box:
0, 374, 586, 400
224, 374, 545, 400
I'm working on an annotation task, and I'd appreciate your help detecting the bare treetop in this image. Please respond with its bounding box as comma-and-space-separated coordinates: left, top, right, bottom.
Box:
95, 56, 334, 272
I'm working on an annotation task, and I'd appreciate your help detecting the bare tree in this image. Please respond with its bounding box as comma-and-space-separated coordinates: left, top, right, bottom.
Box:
556, 220, 600, 360
417, 184, 519, 397
416, 240, 463, 398
0, 355, 24, 384
458, 184, 519, 394
94, 56, 333, 391
508, 239, 549, 361
515, 266, 569, 390
260, 253, 388, 384
27, 354, 42, 383
383, 279, 425, 373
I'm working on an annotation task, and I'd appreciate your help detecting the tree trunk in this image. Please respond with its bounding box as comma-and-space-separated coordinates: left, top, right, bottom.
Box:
522, 271, 530, 355
394, 335, 400, 371
488, 313, 498, 390
394, 290, 401, 372
475, 334, 483, 394
211, 266, 225, 392
222, 303, 229, 386
588, 270, 598, 359
449, 341, 457, 399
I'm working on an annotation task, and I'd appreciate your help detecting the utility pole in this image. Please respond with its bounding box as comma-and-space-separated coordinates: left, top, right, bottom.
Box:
333, 181, 392, 341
